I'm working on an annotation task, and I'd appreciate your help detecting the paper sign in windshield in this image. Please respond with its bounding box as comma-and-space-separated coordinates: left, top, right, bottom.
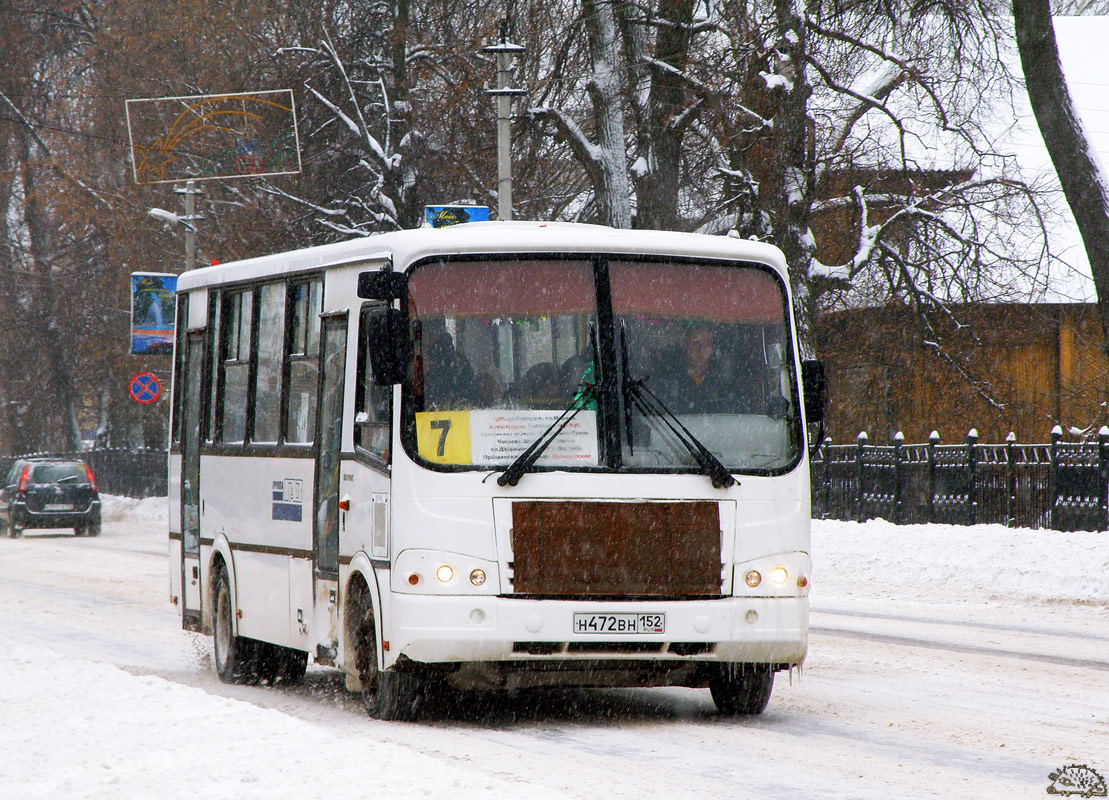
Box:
416, 410, 598, 466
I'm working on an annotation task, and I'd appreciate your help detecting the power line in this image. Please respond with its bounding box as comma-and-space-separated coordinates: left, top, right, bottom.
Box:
0, 114, 127, 146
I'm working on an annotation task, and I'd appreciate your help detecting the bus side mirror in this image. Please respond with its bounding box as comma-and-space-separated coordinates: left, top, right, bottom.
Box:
801, 359, 826, 423
358, 270, 405, 300
367, 306, 408, 385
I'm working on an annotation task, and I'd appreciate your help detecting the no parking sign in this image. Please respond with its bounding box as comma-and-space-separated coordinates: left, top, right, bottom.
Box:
129, 372, 162, 404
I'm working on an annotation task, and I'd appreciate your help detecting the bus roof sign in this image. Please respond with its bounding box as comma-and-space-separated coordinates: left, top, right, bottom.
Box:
424, 205, 490, 228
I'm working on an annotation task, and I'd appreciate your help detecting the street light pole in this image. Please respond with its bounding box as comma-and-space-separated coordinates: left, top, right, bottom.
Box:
483, 20, 526, 221
172, 180, 203, 272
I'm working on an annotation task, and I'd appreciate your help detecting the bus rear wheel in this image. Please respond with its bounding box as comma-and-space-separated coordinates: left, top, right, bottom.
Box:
213, 566, 260, 684
709, 664, 774, 715
355, 603, 422, 721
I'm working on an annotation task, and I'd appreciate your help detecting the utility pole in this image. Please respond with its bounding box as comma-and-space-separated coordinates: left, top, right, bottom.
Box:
173, 180, 203, 272
483, 19, 526, 221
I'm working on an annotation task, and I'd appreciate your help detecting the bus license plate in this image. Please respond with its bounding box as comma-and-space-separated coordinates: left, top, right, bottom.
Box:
573, 613, 665, 634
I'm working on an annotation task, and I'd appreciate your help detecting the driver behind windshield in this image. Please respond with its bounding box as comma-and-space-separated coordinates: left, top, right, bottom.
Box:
656, 326, 735, 414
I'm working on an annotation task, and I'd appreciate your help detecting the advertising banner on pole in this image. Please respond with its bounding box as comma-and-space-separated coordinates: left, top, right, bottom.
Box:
124, 89, 301, 185
131, 273, 177, 355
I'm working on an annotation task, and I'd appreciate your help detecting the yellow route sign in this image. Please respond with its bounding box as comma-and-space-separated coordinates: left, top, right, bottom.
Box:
415, 411, 473, 464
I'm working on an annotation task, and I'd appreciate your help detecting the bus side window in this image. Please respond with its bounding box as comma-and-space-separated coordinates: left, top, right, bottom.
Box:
219, 289, 252, 443
252, 282, 286, 444
286, 280, 322, 444
355, 303, 392, 462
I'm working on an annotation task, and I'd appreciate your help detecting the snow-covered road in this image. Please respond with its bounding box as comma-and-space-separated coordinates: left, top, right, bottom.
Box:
0, 497, 1105, 799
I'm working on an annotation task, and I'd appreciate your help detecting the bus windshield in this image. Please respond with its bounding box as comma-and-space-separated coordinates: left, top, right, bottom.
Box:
610, 260, 800, 473
403, 256, 801, 474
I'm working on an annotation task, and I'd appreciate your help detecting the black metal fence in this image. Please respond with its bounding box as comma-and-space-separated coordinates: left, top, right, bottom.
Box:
0, 448, 167, 498
812, 429, 1109, 531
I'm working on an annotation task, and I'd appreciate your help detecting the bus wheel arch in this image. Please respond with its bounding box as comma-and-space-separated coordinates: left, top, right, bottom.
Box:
212, 559, 260, 685
344, 564, 422, 721
205, 538, 237, 634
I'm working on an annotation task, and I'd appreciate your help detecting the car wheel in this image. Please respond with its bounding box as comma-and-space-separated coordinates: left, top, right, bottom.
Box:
8, 511, 21, 539
87, 521, 101, 537
709, 663, 774, 716
213, 565, 260, 684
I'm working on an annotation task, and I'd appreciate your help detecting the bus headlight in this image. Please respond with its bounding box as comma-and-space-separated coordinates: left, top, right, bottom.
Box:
436, 565, 454, 583
770, 567, 789, 585
744, 570, 762, 588
469, 568, 487, 586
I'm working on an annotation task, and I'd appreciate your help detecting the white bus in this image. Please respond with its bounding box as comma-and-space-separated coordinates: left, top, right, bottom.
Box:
168, 221, 825, 720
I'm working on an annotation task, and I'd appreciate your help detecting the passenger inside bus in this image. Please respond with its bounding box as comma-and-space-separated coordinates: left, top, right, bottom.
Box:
505, 362, 564, 409
418, 325, 478, 410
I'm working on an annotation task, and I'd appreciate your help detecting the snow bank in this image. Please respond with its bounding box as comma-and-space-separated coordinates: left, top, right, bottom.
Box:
813, 518, 1109, 606
100, 494, 167, 526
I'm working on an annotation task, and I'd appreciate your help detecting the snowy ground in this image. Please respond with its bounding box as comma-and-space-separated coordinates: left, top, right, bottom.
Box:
0, 497, 1105, 799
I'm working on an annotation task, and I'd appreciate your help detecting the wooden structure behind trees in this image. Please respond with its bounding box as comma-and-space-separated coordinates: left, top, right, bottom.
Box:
814, 302, 1109, 443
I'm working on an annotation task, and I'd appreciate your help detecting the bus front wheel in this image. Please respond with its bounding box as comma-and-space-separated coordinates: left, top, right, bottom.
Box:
709, 664, 774, 715
213, 566, 260, 685
355, 603, 422, 721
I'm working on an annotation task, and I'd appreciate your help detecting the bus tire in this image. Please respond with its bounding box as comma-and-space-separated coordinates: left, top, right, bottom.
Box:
258, 643, 308, 685
213, 565, 260, 685
355, 602, 421, 721
709, 664, 774, 715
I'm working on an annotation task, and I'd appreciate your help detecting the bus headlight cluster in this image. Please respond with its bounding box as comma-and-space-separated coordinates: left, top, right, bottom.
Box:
434, 565, 486, 586
394, 551, 497, 593
742, 563, 809, 592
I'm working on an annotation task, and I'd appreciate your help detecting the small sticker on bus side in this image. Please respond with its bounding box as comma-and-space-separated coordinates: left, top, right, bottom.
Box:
272, 479, 304, 522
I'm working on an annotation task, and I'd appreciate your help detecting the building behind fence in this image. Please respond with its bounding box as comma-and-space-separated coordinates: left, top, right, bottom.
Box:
812, 427, 1109, 532
0, 448, 167, 498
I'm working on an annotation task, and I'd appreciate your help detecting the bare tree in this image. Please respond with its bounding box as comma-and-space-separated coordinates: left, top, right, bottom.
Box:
1012, 0, 1109, 353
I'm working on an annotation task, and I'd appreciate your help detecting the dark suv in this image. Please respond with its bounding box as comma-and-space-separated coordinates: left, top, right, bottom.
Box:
1, 458, 101, 537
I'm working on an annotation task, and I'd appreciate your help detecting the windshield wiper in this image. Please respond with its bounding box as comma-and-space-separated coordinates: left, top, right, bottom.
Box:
623, 376, 736, 489
497, 382, 597, 487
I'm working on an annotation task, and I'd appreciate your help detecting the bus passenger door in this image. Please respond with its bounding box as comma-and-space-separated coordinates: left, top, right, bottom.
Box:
180, 332, 204, 630
312, 315, 347, 662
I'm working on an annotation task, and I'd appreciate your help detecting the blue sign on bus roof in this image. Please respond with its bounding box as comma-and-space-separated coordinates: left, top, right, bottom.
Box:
424, 205, 491, 228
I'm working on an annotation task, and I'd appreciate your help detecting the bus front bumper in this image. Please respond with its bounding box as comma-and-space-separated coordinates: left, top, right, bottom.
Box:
383, 594, 808, 670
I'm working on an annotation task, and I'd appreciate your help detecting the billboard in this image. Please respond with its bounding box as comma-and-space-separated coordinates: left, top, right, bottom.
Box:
131, 273, 178, 355
125, 89, 301, 185
424, 205, 491, 228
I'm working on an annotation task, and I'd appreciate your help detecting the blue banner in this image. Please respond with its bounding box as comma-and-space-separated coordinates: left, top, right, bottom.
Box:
424, 205, 490, 228
131, 272, 177, 355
